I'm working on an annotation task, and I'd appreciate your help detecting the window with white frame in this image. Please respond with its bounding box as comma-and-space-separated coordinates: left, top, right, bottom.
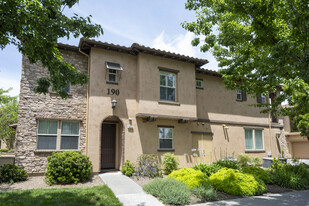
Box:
196, 79, 203, 89
244, 128, 264, 150
159, 127, 173, 149
236, 89, 242, 100
160, 72, 176, 101
37, 120, 80, 150
106, 61, 123, 83
261, 94, 266, 103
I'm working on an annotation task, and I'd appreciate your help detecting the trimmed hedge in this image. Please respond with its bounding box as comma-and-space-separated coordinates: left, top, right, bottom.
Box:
45, 151, 93, 185
209, 168, 266, 196
0, 163, 28, 184
242, 166, 273, 184
143, 178, 190, 205
168, 168, 209, 189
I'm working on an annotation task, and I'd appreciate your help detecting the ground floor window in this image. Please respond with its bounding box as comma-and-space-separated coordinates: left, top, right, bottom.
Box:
244, 128, 264, 150
159, 127, 173, 149
37, 119, 80, 150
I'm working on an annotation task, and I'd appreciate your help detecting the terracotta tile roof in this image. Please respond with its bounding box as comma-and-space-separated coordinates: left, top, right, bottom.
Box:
78, 38, 208, 67
196, 68, 221, 77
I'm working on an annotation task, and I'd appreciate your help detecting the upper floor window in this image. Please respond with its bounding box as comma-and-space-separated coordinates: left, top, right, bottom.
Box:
63, 81, 71, 94
160, 72, 176, 102
244, 128, 264, 151
236, 89, 247, 101
196, 79, 203, 89
159, 127, 173, 149
106, 61, 123, 83
37, 120, 80, 150
257, 94, 266, 103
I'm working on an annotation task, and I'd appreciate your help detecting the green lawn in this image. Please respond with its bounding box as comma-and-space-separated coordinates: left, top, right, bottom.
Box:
0, 185, 122, 206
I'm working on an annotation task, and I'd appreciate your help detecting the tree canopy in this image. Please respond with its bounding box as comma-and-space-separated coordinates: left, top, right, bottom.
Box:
182, 0, 309, 136
0, 88, 18, 150
0, 0, 103, 98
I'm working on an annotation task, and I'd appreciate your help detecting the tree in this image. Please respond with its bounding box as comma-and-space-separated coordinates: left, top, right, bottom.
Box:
182, 0, 309, 136
0, 0, 103, 98
0, 89, 18, 150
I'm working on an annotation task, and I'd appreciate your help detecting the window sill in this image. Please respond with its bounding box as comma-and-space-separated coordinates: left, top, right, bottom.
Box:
196, 87, 204, 90
34, 149, 79, 153
158, 101, 180, 106
157, 148, 175, 152
106, 81, 118, 85
245, 150, 265, 153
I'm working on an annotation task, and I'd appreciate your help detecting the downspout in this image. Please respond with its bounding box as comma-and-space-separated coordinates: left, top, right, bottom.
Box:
78, 48, 89, 156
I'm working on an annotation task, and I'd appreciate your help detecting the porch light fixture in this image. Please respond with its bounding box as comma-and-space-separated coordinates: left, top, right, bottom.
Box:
111, 98, 117, 109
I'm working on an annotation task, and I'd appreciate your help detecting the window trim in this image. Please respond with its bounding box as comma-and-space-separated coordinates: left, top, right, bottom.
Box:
159, 71, 177, 102
244, 128, 264, 151
108, 69, 118, 83
236, 89, 243, 101
158, 127, 174, 150
196, 79, 203, 89
36, 120, 80, 151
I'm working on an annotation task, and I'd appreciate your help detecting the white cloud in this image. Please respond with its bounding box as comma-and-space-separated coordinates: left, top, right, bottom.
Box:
0, 77, 20, 97
151, 31, 198, 57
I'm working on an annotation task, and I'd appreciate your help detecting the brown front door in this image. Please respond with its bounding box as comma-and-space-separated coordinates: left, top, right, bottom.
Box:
101, 124, 116, 170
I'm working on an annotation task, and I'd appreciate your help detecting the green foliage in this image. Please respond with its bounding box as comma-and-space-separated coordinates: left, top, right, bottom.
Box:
121, 160, 135, 177
0, 185, 122, 206
0, 89, 18, 150
168, 168, 209, 189
182, 0, 309, 136
45, 151, 92, 185
237, 155, 262, 167
0, 1, 103, 98
0, 148, 9, 153
271, 163, 309, 190
143, 178, 190, 205
193, 163, 221, 177
209, 168, 267, 196
191, 185, 217, 201
135, 154, 160, 177
242, 166, 273, 184
0, 163, 28, 184
270, 158, 285, 171
162, 153, 179, 175
214, 160, 240, 170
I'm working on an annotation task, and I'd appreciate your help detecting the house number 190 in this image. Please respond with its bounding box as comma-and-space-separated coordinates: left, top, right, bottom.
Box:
107, 88, 120, 96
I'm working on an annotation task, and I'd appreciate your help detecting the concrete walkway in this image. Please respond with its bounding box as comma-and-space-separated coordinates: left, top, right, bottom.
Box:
99, 172, 163, 206
190, 190, 309, 206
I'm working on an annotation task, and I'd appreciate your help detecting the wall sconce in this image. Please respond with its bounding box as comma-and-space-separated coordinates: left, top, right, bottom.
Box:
111, 98, 117, 109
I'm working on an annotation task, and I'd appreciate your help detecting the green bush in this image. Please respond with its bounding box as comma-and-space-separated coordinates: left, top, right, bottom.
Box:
272, 163, 309, 190
209, 168, 267, 196
193, 163, 221, 177
45, 151, 93, 185
143, 178, 190, 205
242, 166, 273, 184
162, 153, 179, 175
251, 157, 262, 166
214, 160, 240, 170
168, 168, 209, 189
135, 154, 160, 177
237, 154, 251, 167
0, 163, 28, 184
191, 185, 217, 201
0, 148, 9, 153
270, 157, 285, 170
121, 160, 135, 177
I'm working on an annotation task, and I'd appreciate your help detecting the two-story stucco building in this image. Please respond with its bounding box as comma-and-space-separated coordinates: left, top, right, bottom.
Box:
15, 38, 289, 174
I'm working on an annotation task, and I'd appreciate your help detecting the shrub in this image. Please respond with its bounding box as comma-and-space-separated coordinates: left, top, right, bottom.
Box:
193, 163, 221, 177
237, 154, 251, 167
162, 153, 179, 175
270, 157, 285, 171
45, 151, 92, 185
143, 178, 190, 205
272, 163, 309, 190
121, 160, 135, 177
191, 185, 217, 201
168, 168, 209, 189
0, 163, 28, 184
0, 148, 9, 153
242, 166, 273, 184
209, 168, 267, 196
214, 160, 240, 170
135, 154, 160, 177
251, 156, 262, 166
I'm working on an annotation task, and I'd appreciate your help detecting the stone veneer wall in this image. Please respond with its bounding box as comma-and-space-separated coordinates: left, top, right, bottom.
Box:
15, 48, 88, 173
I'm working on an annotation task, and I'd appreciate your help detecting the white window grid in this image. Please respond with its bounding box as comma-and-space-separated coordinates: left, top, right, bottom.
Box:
160, 72, 176, 101
159, 127, 173, 149
196, 79, 203, 88
244, 128, 264, 151
236, 89, 242, 100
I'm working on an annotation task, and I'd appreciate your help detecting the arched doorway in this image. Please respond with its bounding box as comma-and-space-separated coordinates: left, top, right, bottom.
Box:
101, 116, 124, 171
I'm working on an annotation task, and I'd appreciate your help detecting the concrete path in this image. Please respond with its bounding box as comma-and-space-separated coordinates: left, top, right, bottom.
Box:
190, 190, 309, 206
99, 172, 163, 206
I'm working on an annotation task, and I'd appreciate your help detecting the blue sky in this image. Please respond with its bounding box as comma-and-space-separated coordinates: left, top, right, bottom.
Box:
0, 0, 218, 97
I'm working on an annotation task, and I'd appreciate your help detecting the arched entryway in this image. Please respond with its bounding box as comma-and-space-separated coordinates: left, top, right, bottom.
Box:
101, 116, 124, 171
